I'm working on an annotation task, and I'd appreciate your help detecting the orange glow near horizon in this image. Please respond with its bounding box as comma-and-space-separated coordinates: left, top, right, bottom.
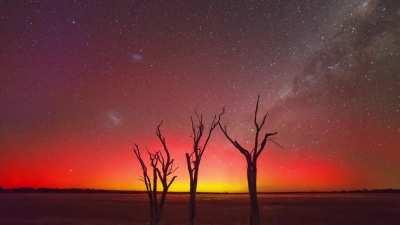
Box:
0, 130, 368, 193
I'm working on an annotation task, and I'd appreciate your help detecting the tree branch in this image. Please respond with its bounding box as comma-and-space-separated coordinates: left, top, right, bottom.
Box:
218, 121, 250, 158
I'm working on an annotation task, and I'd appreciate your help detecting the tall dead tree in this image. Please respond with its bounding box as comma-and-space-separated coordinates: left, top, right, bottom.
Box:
132, 122, 178, 225
218, 96, 277, 225
185, 113, 219, 225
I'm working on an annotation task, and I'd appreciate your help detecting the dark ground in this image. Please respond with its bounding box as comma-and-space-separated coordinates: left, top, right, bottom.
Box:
0, 193, 399, 225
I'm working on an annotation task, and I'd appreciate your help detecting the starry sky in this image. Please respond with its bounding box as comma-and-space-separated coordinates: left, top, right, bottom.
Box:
0, 0, 399, 192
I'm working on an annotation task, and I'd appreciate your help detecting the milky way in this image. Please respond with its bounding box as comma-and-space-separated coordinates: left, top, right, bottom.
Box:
0, 0, 399, 191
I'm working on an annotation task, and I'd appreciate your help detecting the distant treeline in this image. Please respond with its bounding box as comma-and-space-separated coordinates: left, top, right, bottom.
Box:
1, 187, 399, 194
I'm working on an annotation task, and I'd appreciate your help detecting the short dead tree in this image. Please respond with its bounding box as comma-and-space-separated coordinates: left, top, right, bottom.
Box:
132, 122, 178, 225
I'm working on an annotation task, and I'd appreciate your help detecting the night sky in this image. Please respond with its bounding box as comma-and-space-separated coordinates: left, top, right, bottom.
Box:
1, 0, 399, 192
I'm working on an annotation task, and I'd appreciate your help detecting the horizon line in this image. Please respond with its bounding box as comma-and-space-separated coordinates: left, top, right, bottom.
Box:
1, 187, 400, 194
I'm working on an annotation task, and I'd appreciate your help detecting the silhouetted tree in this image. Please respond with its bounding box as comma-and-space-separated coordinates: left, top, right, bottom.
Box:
218, 96, 277, 225
132, 122, 178, 225
185, 113, 220, 225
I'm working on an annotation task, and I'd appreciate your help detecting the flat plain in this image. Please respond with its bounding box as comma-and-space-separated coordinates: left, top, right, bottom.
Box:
0, 193, 399, 225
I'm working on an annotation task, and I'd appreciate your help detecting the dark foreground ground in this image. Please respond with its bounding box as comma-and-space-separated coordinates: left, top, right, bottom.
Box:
0, 193, 399, 225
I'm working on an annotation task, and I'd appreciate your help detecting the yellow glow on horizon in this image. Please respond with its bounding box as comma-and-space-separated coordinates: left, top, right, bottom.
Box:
167, 181, 247, 193
124, 181, 247, 193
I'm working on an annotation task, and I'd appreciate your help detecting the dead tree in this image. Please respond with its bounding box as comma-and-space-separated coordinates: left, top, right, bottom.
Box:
185, 113, 219, 225
132, 122, 178, 225
218, 96, 277, 225
132, 145, 158, 225
155, 122, 178, 219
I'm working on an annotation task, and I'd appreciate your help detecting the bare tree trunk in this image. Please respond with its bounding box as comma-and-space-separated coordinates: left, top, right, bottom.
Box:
157, 189, 168, 224
188, 169, 199, 225
149, 193, 157, 225
188, 189, 196, 225
153, 167, 158, 224
247, 161, 260, 225
149, 201, 155, 225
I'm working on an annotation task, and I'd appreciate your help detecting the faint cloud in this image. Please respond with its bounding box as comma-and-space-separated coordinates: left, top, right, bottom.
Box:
105, 111, 122, 128
129, 52, 144, 63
